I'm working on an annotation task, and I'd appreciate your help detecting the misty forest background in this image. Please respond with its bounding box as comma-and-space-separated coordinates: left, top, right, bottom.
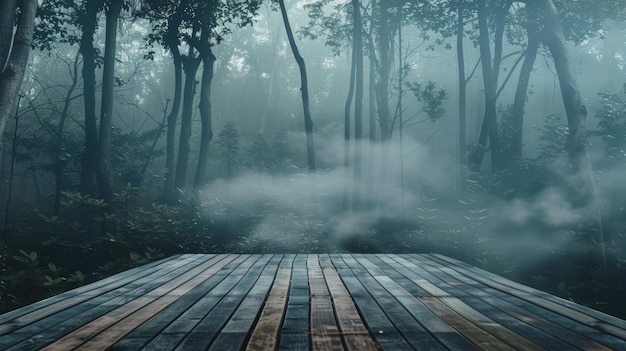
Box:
2, 0, 626, 318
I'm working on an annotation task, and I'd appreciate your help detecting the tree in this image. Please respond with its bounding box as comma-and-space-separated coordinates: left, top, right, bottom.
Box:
0, 0, 38, 146
278, 0, 316, 172
78, 0, 105, 197
96, 0, 124, 210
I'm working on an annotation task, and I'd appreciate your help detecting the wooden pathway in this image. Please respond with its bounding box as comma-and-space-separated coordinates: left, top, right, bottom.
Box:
1, 253, 626, 350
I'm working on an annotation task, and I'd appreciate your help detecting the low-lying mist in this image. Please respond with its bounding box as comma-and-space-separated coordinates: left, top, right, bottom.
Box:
195, 132, 625, 274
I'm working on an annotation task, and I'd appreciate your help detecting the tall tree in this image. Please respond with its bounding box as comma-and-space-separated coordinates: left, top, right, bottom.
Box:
79, 0, 104, 197
278, 0, 316, 171
95, 0, 123, 209
0, 0, 38, 146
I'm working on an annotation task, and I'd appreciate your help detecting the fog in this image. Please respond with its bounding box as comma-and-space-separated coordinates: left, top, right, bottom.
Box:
2, 0, 626, 316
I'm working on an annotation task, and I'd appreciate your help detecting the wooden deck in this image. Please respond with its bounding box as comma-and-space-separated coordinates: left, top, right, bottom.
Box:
1, 254, 626, 350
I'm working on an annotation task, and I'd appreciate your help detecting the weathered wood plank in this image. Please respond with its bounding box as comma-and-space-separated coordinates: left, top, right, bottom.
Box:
246, 255, 294, 351
308, 255, 343, 351
329, 254, 414, 351
0, 255, 186, 327
1, 253, 626, 351
2, 255, 212, 351
320, 254, 379, 351
428, 254, 626, 349
38, 255, 228, 351
279, 254, 310, 351
171, 255, 270, 350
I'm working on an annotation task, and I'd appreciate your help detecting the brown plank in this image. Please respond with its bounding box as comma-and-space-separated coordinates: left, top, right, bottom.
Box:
246, 255, 294, 351
428, 254, 626, 345
321, 255, 379, 351
39, 255, 231, 351
420, 296, 517, 351
308, 255, 343, 351
0, 255, 202, 337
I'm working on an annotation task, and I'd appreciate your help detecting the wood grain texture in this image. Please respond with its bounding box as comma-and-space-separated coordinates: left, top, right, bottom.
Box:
2, 253, 626, 351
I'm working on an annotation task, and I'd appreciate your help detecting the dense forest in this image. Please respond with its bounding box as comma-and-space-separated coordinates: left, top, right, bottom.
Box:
2, 0, 626, 318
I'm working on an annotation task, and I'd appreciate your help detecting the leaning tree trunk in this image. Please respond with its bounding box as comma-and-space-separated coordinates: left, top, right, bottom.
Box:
0, 0, 37, 146
194, 48, 216, 190
528, 0, 605, 265
278, 0, 316, 171
96, 0, 122, 211
79, 0, 103, 197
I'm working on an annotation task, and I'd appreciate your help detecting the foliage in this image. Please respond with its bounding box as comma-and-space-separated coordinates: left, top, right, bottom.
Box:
594, 84, 626, 164
406, 81, 447, 122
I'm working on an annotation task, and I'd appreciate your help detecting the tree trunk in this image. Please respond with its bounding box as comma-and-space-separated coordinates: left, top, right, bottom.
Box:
457, 0, 467, 189
377, 0, 391, 142
174, 53, 200, 192
96, 0, 122, 210
0, 0, 17, 72
54, 52, 81, 216
79, 0, 103, 197
194, 49, 216, 189
278, 0, 316, 171
0, 0, 37, 146
511, 8, 539, 159
353, 0, 364, 209
471, 0, 501, 172
164, 18, 184, 202
343, 26, 355, 211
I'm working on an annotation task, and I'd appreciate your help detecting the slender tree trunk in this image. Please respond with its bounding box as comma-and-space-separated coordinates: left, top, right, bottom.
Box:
194, 49, 216, 189
377, 0, 391, 142
79, 0, 103, 197
96, 0, 122, 210
343, 30, 355, 211
54, 52, 81, 216
0, 0, 37, 146
353, 0, 364, 209
278, 0, 316, 171
471, 0, 501, 172
457, 0, 467, 189
174, 53, 200, 192
511, 9, 539, 158
164, 21, 184, 202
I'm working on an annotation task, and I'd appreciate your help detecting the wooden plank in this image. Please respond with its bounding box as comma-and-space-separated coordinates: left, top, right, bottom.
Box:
107, 255, 247, 351
208, 255, 283, 351
364, 255, 477, 351
428, 254, 626, 349
279, 254, 310, 351
1, 255, 212, 350
136, 254, 259, 350
320, 254, 379, 351
308, 254, 343, 351
329, 254, 414, 351
246, 255, 294, 351
0, 255, 186, 327
407, 254, 598, 351
420, 296, 517, 351
173, 255, 271, 350
37, 255, 229, 351
431, 253, 626, 330
0, 255, 201, 337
